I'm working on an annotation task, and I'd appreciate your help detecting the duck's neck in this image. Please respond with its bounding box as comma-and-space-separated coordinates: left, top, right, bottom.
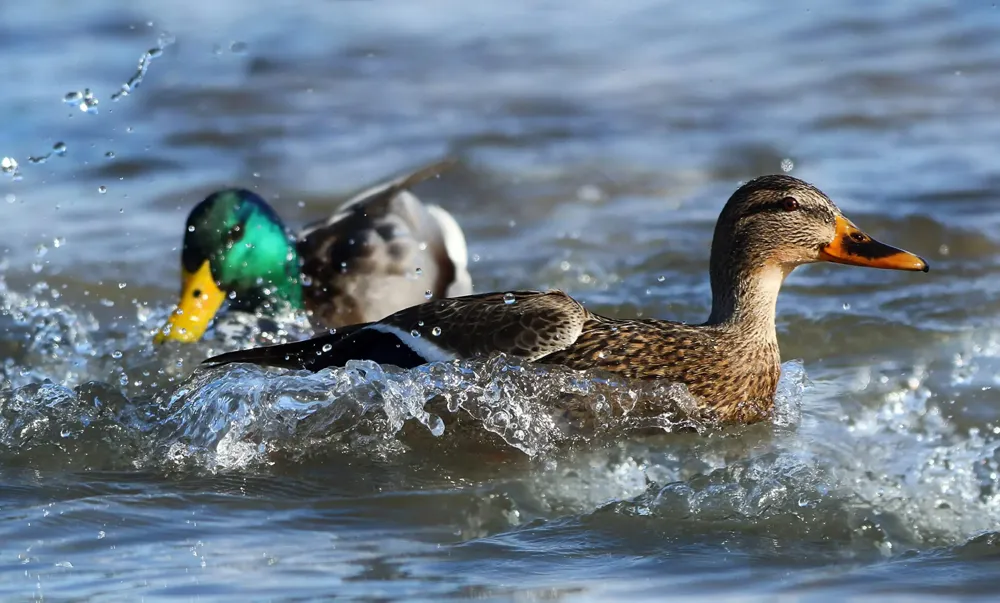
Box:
706, 263, 788, 340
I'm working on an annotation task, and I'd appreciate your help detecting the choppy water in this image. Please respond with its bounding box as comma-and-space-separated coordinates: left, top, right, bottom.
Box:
1, 0, 1000, 600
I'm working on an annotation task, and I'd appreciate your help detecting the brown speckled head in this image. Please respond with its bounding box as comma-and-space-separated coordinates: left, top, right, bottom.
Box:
713, 175, 839, 268
708, 175, 928, 325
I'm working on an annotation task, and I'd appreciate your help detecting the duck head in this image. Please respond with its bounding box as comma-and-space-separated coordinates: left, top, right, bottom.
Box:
155, 189, 304, 343
707, 175, 928, 325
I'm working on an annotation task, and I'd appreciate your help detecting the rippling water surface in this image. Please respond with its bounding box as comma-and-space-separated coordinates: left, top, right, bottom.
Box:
1, 1, 1000, 600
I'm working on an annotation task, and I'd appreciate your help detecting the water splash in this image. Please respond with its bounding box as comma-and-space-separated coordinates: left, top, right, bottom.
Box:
0, 275, 803, 473
596, 335, 1000, 554
0, 380, 151, 469
155, 354, 712, 470
4, 275, 1000, 553
0, 280, 100, 388
110, 32, 176, 101
3, 31, 176, 180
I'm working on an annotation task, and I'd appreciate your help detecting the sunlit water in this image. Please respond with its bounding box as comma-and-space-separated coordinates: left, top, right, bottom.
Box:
1, 0, 1000, 600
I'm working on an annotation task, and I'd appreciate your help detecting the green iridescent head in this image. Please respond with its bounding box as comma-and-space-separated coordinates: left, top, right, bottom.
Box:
155, 188, 303, 343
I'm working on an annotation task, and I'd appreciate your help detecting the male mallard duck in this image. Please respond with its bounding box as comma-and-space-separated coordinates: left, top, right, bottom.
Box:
202, 175, 928, 424
155, 160, 472, 343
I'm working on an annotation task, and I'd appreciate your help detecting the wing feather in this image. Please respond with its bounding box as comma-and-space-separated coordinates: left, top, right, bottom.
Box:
202, 290, 587, 371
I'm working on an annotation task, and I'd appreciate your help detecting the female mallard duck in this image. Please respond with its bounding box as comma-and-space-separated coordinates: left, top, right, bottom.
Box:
202, 175, 928, 424
155, 160, 472, 343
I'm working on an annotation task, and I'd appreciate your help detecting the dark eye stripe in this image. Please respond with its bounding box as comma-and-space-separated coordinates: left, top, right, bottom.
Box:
741, 200, 832, 224
745, 200, 800, 216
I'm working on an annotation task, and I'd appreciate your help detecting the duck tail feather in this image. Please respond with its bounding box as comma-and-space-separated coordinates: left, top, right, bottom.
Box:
200, 322, 452, 373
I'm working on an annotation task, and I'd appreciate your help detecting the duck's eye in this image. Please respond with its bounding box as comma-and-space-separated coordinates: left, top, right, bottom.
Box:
781, 197, 800, 212
849, 231, 869, 243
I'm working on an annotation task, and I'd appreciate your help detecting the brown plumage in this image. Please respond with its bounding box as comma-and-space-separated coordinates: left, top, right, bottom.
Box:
296, 159, 473, 327
204, 175, 929, 425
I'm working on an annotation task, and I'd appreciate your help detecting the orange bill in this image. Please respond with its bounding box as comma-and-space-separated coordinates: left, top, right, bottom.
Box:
154, 261, 227, 343
818, 215, 929, 272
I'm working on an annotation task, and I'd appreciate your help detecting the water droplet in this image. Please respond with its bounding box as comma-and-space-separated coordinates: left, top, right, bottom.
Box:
35, 244, 48, 258
97, 531, 106, 539
52, 142, 67, 156
559, 261, 571, 271
321, 343, 332, 353
842, 302, 851, 310
105, 151, 115, 159
424, 290, 433, 299
418, 242, 428, 251
415, 267, 423, 276
503, 292, 516, 305
119, 374, 129, 386
118, 282, 127, 289
187, 225, 196, 232
78, 88, 99, 113
576, 184, 604, 203
657, 275, 666, 282
410, 329, 421, 338
64, 91, 83, 104
1, 157, 19, 175
780, 158, 794, 173
300, 274, 313, 286
111, 350, 123, 359
60, 427, 73, 438
472, 254, 481, 263
431, 326, 442, 336
230, 41, 248, 53
30, 262, 43, 274
938, 244, 950, 256
98, 186, 107, 194
5, 194, 15, 204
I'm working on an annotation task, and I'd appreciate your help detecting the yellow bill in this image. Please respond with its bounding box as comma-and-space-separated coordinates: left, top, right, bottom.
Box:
154, 261, 226, 343
818, 215, 928, 272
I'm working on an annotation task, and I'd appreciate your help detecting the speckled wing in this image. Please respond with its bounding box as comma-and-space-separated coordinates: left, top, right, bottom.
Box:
294, 158, 471, 328
202, 290, 588, 371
